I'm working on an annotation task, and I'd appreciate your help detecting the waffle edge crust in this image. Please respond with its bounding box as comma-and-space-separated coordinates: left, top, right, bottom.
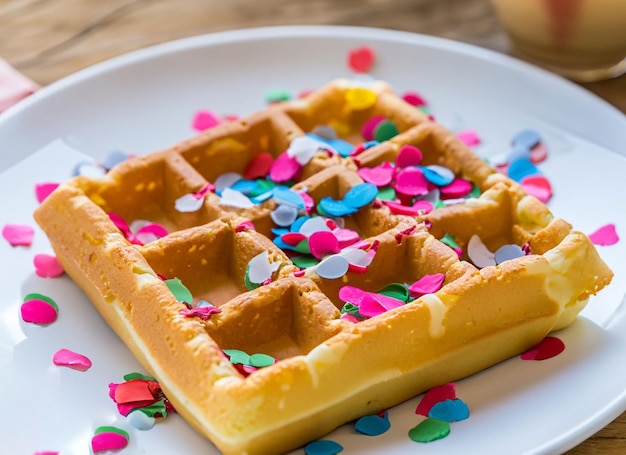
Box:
34, 79, 613, 455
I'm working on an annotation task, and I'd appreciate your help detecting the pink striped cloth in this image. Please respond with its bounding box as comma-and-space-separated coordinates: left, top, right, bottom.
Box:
0, 58, 39, 113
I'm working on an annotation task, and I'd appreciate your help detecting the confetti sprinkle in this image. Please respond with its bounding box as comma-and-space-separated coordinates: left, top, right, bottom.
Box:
192, 109, 222, 131
2, 223, 34, 246
456, 129, 481, 147
164, 278, 193, 305
467, 235, 496, 268
408, 273, 446, 298
91, 426, 130, 453
20, 293, 59, 325
588, 223, 619, 246
415, 383, 457, 416
109, 373, 173, 418
347, 45, 376, 73
521, 174, 552, 203
408, 418, 450, 443
33, 253, 64, 278
35, 182, 59, 203
245, 251, 280, 288
127, 409, 156, 431
52, 348, 92, 372
401, 91, 428, 107
355, 411, 390, 436
304, 439, 344, 455
315, 254, 350, 279
345, 87, 378, 111
428, 398, 470, 422
521, 336, 565, 360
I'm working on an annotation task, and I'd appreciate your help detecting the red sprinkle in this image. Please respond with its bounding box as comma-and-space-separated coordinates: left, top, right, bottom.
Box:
520, 336, 565, 360
347, 45, 376, 73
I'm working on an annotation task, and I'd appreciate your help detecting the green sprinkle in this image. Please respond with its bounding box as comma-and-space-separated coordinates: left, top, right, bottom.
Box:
94, 425, 130, 439
249, 353, 275, 368
440, 233, 460, 250
374, 119, 399, 142
123, 372, 158, 382
376, 186, 396, 201
137, 398, 169, 418
469, 183, 481, 198
291, 255, 319, 269
23, 292, 59, 312
266, 88, 291, 103
408, 418, 450, 442
244, 264, 260, 291
165, 277, 193, 304
378, 283, 410, 302
223, 349, 250, 365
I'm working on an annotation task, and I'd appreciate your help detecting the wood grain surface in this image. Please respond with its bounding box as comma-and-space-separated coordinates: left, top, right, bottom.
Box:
1, 0, 624, 453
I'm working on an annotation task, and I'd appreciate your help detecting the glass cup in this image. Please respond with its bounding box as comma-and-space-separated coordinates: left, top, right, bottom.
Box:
490, 0, 626, 82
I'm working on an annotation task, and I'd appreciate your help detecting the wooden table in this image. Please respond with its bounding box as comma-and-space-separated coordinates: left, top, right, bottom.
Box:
1, 0, 624, 453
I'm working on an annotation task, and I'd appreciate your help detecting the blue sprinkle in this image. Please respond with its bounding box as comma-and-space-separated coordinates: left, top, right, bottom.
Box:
420, 166, 454, 187
271, 227, 289, 237
355, 412, 390, 436
249, 189, 275, 204
343, 183, 378, 208
428, 398, 470, 422
512, 129, 541, 150
318, 197, 357, 217
362, 140, 380, 150
505, 144, 532, 164
494, 244, 525, 264
273, 188, 306, 209
231, 178, 258, 195
273, 236, 295, 251
507, 158, 540, 182
306, 133, 354, 157
304, 439, 344, 455
290, 215, 310, 232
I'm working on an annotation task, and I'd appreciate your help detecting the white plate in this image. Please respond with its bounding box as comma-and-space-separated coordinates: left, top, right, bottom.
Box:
1, 26, 626, 455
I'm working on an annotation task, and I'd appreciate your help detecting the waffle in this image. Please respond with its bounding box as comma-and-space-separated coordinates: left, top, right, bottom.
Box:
34, 79, 612, 455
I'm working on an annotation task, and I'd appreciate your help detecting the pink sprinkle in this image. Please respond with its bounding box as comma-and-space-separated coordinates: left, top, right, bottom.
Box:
179, 305, 222, 320
456, 130, 481, 147
52, 348, 92, 371
521, 175, 552, 203
396, 145, 423, 168
530, 143, 549, 164
334, 228, 361, 248
357, 162, 394, 187
408, 273, 445, 298
402, 91, 427, 107
235, 220, 256, 232
383, 200, 422, 216
347, 45, 376, 73
308, 231, 340, 260
35, 182, 60, 203
33, 253, 64, 278
35, 452, 60, 455
91, 432, 129, 453
440, 178, 473, 199
588, 223, 619, 246
269, 151, 301, 183
520, 336, 565, 360
393, 167, 429, 197
358, 293, 405, 318
2, 223, 35, 246
416, 383, 457, 416
361, 115, 386, 141
192, 109, 222, 131
20, 299, 58, 324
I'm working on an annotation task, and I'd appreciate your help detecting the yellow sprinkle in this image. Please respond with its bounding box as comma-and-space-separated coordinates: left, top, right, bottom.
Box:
345, 87, 377, 111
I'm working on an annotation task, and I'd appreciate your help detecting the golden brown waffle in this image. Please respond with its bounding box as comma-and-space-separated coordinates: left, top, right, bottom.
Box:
34, 79, 612, 455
